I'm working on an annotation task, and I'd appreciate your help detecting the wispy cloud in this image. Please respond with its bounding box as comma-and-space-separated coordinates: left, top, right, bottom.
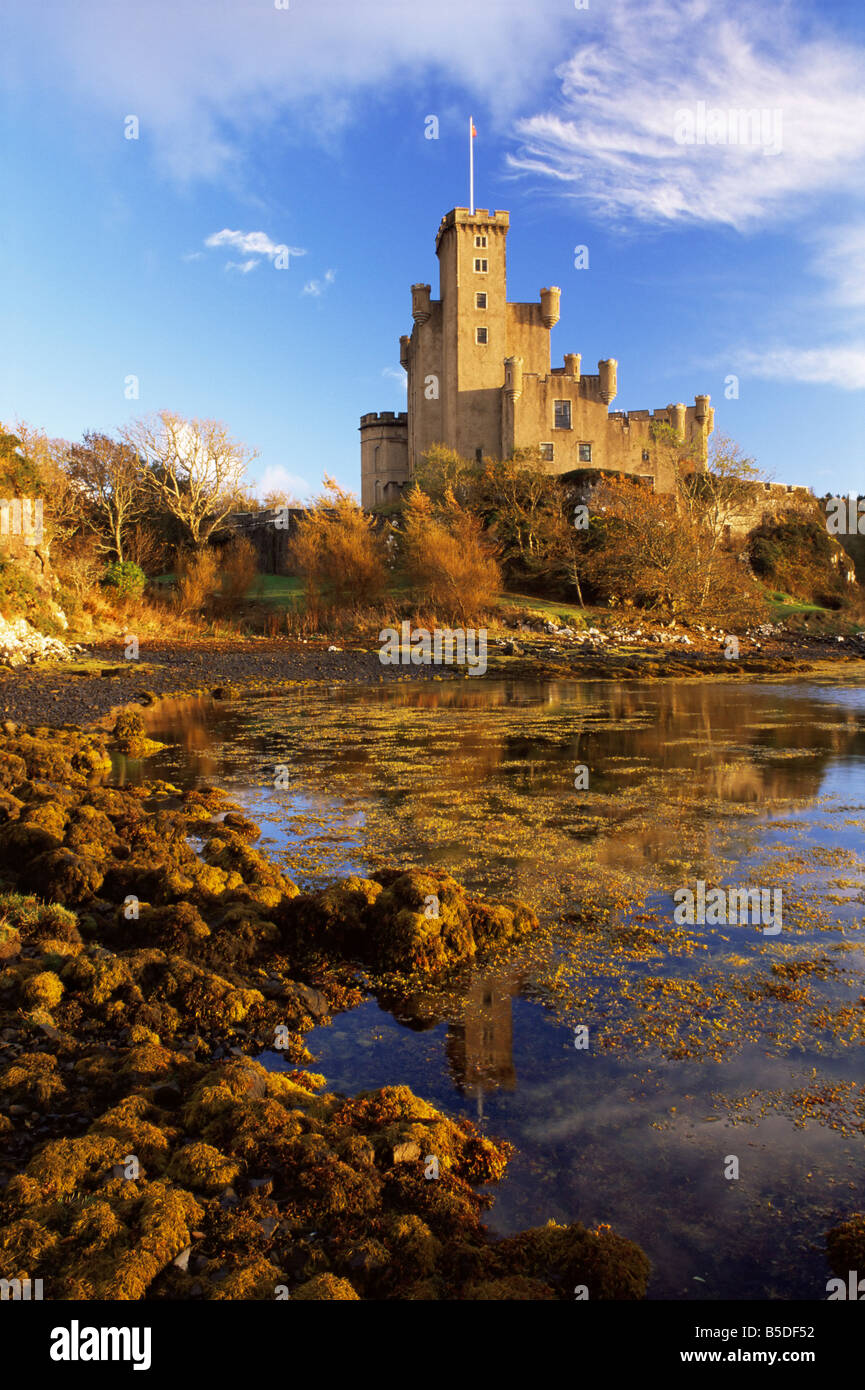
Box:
508, 1, 865, 233
382, 366, 407, 388
205, 229, 306, 272
735, 345, 865, 392
302, 269, 336, 297
6, 0, 565, 180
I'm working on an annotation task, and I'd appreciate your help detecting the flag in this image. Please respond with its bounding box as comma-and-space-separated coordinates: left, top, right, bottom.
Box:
471, 120, 477, 138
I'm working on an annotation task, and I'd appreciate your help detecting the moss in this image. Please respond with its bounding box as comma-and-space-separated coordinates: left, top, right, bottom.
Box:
167, 1141, 241, 1194
291, 1273, 360, 1300
0, 893, 80, 946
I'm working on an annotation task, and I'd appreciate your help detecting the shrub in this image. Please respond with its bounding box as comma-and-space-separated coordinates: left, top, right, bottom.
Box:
219, 536, 258, 605
174, 548, 220, 615
291, 478, 387, 610
401, 487, 501, 624
101, 560, 146, 600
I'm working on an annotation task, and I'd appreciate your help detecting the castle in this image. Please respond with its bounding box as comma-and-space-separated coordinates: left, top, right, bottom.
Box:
360, 206, 716, 508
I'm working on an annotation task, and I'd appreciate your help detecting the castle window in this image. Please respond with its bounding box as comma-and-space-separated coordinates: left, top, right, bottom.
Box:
476, 327, 488, 344
554, 400, 572, 430
475, 447, 483, 463
578, 442, 592, 462
475, 292, 487, 309
474, 258, 488, 273
540, 443, 554, 462
642, 449, 650, 462
475, 235, 487, 248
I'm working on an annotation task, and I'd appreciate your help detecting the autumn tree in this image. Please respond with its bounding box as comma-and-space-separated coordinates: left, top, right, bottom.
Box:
401, 486, 501, 623
8, 421, 81, 558
67, 430, 146, 563
291, 476, 387, 609
413, 444, 477, 505
123, 411, 257, 548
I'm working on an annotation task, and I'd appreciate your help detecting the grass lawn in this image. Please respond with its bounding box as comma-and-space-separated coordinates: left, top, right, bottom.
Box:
248, 574, 304, 604
496, 591, 597, 626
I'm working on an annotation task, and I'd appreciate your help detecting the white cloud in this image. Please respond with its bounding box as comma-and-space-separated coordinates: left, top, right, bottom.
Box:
302, 269, 336, 297
814, 224, 865, 309
382, 367, 407, 388
205, 229, 306, 272
508, 1, 865, 232
5, 0, 569, 180
255, 464, 312, 504
735, 345, 865, 392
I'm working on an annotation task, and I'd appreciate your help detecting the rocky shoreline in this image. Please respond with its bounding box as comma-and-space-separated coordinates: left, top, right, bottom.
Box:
0, 720, 653, 1299
2, 668, 864, 1300
0, 632, 863, 730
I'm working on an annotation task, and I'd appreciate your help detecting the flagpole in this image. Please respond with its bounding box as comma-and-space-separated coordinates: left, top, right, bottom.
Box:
469, 115, 474, 215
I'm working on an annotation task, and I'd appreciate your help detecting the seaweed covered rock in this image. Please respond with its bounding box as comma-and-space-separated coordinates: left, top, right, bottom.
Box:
23, 848, 104, 905
111, 710, 163, 759
0, 721, 646, 1303
492, 1220, 651, 1300
283, 869, 536, 974
826, 1213, 865, 1279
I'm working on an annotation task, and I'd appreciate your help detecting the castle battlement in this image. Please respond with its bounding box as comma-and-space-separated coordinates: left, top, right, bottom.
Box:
359, 411, 408, 427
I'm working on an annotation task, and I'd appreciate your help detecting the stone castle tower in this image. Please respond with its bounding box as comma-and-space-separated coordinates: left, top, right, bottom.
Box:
360, 207, 715, 508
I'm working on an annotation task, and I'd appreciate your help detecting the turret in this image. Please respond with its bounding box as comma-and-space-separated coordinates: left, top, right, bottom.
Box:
564, 353, 581, 381
504, 356, 524, 402
399, 335, 410, 370
540, 287, 560, 329
671, 402, 686, 439
599, 358, 618, 406
411, 283, 431, 326
694, 393, 710, 421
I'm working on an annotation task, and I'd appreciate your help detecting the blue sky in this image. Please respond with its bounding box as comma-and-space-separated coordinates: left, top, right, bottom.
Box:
2, 0, 864, 500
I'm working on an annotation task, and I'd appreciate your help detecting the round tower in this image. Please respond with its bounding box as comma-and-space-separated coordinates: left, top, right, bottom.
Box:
671, 402, 686, 439
359, 411, 409, 510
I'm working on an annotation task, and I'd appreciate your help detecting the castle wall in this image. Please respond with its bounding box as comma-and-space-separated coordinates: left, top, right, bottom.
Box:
407, 301, 444, 467
505, 303, 550, 377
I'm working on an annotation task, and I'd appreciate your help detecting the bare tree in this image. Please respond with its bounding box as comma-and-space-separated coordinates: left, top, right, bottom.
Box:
67, 430, 146, 562
123, 411, 257, 548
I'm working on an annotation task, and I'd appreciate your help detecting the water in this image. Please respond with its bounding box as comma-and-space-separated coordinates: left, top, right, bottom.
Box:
121, 678, 865, 1299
